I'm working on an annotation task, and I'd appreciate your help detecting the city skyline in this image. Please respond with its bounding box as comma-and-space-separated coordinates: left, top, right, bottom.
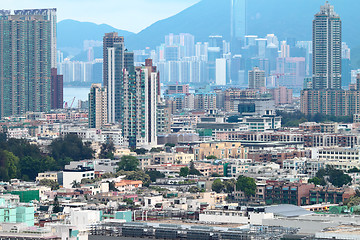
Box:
1, 0, 200, 33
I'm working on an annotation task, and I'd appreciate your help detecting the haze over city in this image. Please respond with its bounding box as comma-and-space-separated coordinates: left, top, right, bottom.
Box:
1, 1, 360, 240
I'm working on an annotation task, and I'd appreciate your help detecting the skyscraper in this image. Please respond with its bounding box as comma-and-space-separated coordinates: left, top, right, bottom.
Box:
103, 34, 158, 148
88, 84, 107, 129
231, 0, 246, 53
107, 41, 125, 123
14, 9, 63, 110
103, 32, 124, 87
121, 60, 158, 148
13, 9, 57, 68
312, 2, 342, 89
0, 14, 51, 117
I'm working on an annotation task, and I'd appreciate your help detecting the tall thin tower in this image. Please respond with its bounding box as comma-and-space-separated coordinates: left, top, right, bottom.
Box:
231, 0, 246, 54
312, 1, 342, 89
103, 32, 124, 87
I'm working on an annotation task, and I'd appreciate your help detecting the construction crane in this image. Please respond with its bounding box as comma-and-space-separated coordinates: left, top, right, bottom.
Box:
69, 97, 76, 109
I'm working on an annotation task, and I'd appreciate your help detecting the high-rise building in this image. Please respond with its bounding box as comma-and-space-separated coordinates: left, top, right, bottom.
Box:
103, 35, 159, 147
103, 32, 124, 87
312, 2, 342, 89
0, 14, 51, 117
51, 68, 63, 109
248, 67, 265, 89
121, 59, 159, 148
88, 84, 107, 129
9, 9, 63, 110
107, 41, 125, 123
300, 3, 359, 117
14, 9, 57, 69
231, 0, 246, 53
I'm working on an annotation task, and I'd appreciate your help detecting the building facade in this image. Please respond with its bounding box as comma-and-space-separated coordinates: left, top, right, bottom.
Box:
88, 84, 107, 129
248, 67, 265, 89
312, 2, 342, 89
0, 14, 51, 117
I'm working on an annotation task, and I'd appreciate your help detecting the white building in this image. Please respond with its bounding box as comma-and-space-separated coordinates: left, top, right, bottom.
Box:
313, 147, 360, 171
58, 168, 95, 188
216, 58, 227, 85
199, 207, 273, 225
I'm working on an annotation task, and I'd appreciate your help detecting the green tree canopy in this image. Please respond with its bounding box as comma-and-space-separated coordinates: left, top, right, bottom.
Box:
0, 150, 19, 181
212, 179, 225, 193
313, 167, 352, 188
179, 167, 189, 177
133, 148, 148, 155
189, 161, 202, 176
53, 195, 61, 213
118, 155, 139, 171
308, 177, 326, 186
206, 155, 217, 160
119, 170, 151, 187
236, 175, 256, 197
224, 178, 236, 193
147, 170, 165, 182
150, 147, 163, 153
39, 179, 59, 190
99, 141, 115, 159
49, 134, 94, 162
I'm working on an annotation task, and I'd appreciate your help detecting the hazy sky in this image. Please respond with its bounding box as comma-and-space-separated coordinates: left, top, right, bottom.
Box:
2, 0, 200, 33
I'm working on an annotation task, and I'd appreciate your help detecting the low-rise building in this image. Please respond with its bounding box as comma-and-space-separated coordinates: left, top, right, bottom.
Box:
115, 180, 143, 192
58, 167, 95, 188
36, 172, 58, 182
194, 142, 248, 160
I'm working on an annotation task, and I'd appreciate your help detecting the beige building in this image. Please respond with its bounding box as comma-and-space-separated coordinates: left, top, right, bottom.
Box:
194, 142, 248, 160
248, 67, 265, 89
36, 172, 58, 182
194, 162, 224, 177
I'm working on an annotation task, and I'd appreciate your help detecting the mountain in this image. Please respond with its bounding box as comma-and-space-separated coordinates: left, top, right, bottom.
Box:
57, 0, 360, 65
57, 19, 134, 55
125, 0, 358, 50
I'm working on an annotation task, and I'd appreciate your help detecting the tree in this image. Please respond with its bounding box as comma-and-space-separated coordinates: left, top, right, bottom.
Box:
212, 179, 225, 193
206, 155, 217, 160
147, 170, 165, 182
53, 195, 61, 213
188, 186, 202, 193
0, 150, 20, 181
165, 143, 175, 148
308, 177, 326, 186
122, 170, 151, 187
349, 167, 360, 173
71, 180, 81, 188
39, 179, 59, 190
236, 175, 256, 198
49, 134, 94, 163
224, 179, 237, 193
3, 150, 19, 180
179, 167, 189, 177
328, 169, 352, 188
150, 148, 163, 153
99, 141, 115, 159
133, 148, 148, 155
118, 155, 139, 171
189, 161, 202, 176
313, 167, 352, 188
